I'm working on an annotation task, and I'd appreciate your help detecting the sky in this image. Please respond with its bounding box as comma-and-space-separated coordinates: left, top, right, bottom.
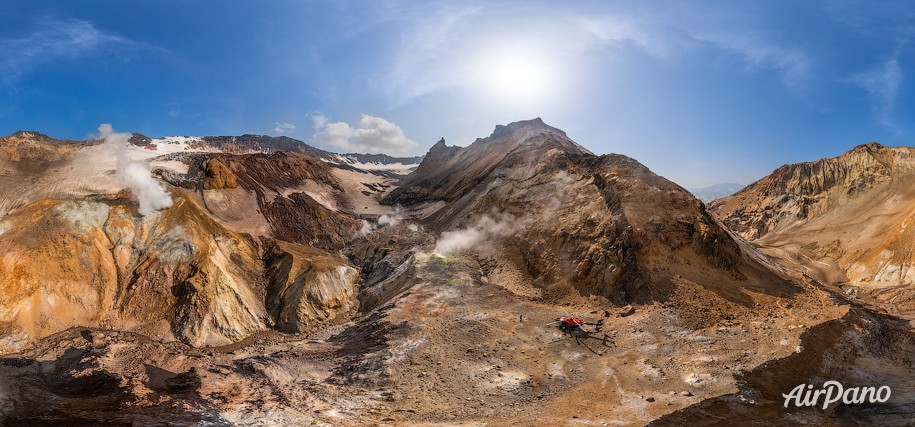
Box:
0, 1, 913, 188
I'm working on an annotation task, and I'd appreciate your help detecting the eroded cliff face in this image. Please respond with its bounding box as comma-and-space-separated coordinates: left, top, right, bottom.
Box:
710, 142, 913, 240
263, 240, 359, 332
0, 191, 362, 351
710, 142, 915, 297
0, 193, 267, 350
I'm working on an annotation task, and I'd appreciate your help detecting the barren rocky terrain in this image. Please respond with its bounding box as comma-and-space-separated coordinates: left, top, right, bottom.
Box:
711, 142, 915, 321
0, 121, 912, 426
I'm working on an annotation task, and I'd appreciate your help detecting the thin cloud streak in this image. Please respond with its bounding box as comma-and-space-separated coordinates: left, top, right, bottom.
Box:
381, 4, 661, 108
851, 53, 903, 129
273, 122, 296, 135
693, 33, 812, 88
375, 2, 818, 109
0, 18, 143, 83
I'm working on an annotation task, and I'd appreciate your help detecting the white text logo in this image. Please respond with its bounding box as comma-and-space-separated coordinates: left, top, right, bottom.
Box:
783, 381, 891, 409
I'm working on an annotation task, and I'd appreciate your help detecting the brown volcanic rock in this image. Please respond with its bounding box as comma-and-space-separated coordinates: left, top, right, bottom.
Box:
385, 118, 591, 207
0, 188, 359, 350
710, 142, 915, 297
0, 131, 92, 162
173, 151, 360, 250
344, 222, 434, 312
183, 151, 344, 194
201, 159, 238, 189
263, 239, 359, 332
264, 191, 358, 250
0, 192, 270, 349
388, 119, 794, 305
710, 142, 906, 240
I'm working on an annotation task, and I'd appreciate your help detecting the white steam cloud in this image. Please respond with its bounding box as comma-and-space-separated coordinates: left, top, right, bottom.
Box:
357, 220, 374, 237
99, 123, 173, 215
434, 215, 517, 256
355, 206, 416, 238
378, 206, 405, 226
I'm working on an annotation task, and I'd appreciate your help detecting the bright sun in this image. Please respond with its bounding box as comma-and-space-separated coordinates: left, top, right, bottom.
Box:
472, 45, 556, 104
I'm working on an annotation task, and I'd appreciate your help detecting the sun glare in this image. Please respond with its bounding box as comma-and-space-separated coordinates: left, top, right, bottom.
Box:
471, 45, 556, 104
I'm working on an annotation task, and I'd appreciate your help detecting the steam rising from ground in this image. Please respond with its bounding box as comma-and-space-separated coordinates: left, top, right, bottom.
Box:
378, 206, 405, 226
434, 215, 517, 256
99, 124, 173, 215
357, 206, 411, 237
358, 220, 374, 237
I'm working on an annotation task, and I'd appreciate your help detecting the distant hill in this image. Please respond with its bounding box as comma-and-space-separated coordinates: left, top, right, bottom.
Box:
132, 133, 424, 177
689, 182, 744, 203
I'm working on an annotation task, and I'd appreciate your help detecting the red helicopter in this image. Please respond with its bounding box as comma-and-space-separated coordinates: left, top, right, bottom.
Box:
546, 308, 606, 346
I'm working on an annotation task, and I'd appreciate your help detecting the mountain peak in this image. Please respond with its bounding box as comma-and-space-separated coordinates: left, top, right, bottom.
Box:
430, 137, 448, 150
8, 130, 52, 140
490, 117, 565, 139
849, 141, 885, 153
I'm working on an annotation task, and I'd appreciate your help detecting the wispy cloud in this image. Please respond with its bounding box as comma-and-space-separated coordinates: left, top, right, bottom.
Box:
381, 4, 661, 107
851, 53, 903, 128
311, 114, 417, 154
694, 34, 811, 88
308, 111, 328, 129
272, 122, 296, 135
0, 17, 143, 83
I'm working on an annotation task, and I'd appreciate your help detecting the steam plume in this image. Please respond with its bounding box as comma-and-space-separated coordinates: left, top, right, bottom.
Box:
434, 215, 517, 256
99, 123, 173, 215
378, 206, 405, 226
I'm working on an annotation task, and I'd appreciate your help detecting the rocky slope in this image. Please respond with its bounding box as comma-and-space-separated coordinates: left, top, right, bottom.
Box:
710, 142, 915, 314
0, 131, 92, 162
0, 122, 912, 425
0, 192, 358, 351
160, 151, 361, 250
387, 118, 795, 308
0, 130, 378, 352
710, 142, 909, 240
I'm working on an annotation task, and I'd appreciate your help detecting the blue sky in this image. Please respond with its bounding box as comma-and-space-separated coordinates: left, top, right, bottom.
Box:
0, 1, 912, 187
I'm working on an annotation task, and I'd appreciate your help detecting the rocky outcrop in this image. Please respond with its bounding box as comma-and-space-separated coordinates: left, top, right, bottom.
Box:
201, 159, 238, 189
128, 133, 155, 148
384, 118, 591, 207
263, 240, 359, 332
345, 223, 434, 312
170, 151, 361, 250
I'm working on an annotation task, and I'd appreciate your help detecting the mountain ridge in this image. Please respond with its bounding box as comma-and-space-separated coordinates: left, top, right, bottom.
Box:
0, 130, 424, 176
709, 140, 915, 316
